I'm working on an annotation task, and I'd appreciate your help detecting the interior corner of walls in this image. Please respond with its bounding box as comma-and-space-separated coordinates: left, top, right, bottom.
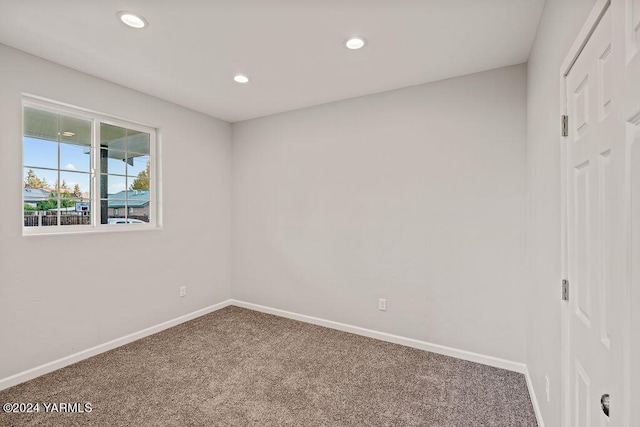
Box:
0, 300, 234, 391
230, 64, 528, 369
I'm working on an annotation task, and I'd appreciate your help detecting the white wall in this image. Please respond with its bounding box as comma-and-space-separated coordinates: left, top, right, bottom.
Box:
0, 44, 232, 380
525, 0, 597, 425
232, 64, 528, 363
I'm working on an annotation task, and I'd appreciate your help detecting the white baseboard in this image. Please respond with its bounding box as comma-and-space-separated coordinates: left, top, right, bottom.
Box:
1, 298, 528, 395
525, 367, 546, 427
229, 299, 526, 374
0, 300, 233, 391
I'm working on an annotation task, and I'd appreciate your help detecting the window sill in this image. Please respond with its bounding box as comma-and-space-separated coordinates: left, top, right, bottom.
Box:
22, 223, 162, 237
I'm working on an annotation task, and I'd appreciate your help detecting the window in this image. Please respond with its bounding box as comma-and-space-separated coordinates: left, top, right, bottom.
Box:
23, 98, 158, 234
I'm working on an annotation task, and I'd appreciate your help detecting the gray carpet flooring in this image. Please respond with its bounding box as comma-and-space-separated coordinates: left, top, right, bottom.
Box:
0, 306, 537, 426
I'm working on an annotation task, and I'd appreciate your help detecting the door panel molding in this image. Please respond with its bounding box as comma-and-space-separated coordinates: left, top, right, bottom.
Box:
560, 2, 613, 427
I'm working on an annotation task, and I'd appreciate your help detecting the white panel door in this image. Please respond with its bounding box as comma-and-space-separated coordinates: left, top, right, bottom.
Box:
566, 5, 618, 427
565, 0, 640, 425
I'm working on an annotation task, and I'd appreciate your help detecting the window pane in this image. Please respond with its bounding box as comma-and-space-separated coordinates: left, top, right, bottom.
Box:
40, 210, 59, 227
100, 149, 127, 175
101, 123, 150, 154
61, 142, 91, 172
100, 123, 127, 150
127, 189, 150, 203
24, 107, 58, 142
107, 200, 126, 216
24, 167, 57, 192
59, 115, 91, 146
127, 154, 150, 189
60, 171, 90, 201
23, 207, 39, 227
128, 131, 150, 155
59, 202, 91, 226
23, 138, 58, 169
23, 168, 55, 227
127, 189, 150, 223
103, 199, 126, 224
100, 174, 127, 199
23, 167, 57, 227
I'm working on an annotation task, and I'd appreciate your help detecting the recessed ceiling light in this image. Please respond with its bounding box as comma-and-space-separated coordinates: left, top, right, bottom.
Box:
234, 75, 250, 84
62, 131, 75, 137
345, 37, 366, 50
117, 11, 148, 29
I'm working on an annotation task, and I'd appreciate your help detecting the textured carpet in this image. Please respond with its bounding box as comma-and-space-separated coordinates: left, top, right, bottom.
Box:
0, 306, 537, 426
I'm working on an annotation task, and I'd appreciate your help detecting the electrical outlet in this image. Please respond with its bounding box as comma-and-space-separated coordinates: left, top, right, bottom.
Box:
179, 286, 187, 298
545, 375, 550, 402
378, 298, 387, 311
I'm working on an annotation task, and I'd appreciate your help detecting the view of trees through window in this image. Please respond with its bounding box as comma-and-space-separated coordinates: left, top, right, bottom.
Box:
22, 106, 92, 227
23, 103, 154, 230
98, 122, 151, 225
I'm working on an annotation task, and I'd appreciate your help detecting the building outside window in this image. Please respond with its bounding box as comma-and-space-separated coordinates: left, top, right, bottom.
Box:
22, 98, 158, 233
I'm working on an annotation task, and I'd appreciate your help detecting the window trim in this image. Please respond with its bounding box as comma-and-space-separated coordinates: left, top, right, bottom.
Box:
22, 96, 160, 236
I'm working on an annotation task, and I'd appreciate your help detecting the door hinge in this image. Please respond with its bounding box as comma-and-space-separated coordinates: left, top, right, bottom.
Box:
562, 279, 569, 301
561, 115, 569, 137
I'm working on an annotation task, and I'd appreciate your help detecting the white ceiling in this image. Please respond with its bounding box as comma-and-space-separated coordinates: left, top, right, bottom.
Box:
0, 0, 545, 122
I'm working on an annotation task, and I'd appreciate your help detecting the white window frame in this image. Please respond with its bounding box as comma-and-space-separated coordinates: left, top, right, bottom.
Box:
22, 96, 159, 235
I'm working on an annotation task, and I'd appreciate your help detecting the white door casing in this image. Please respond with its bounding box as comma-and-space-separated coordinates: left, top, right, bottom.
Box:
622, 0, 640, 425
562, 0, 640, 426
